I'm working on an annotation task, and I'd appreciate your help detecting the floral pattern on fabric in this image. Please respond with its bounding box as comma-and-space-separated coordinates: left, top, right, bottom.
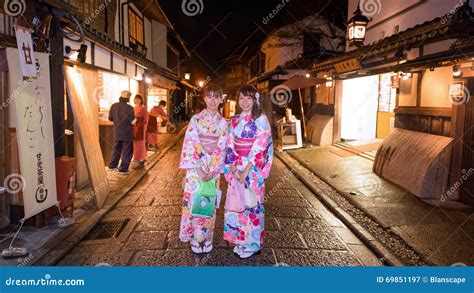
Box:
179, 109, 228, 243
223, 112, 273, 251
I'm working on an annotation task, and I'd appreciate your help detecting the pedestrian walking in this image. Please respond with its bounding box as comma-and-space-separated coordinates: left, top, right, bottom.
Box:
223, 84, 273, 259
108, 90, 136, 174
133, 94, 148, 165
178, 85, 228, 254
147, 100, 168, 149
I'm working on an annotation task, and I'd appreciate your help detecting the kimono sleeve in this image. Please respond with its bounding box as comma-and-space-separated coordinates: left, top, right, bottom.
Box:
247, 115, 272, 171
142, 107, 149, 125
179, 115, 202, 170
223, 119, 237, 182
209, 119, 229, 175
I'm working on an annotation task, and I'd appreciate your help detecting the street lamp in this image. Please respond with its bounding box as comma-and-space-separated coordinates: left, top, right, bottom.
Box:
198, 80, 205, 88
184, 72, 191, 80
347, 2, 371, 47
325, 75, 333, 88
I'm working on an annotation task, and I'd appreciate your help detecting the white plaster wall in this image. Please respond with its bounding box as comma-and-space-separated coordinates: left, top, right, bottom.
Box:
151, 20, 168, 68
420, 66, 454, 108
145, 18, 152, 60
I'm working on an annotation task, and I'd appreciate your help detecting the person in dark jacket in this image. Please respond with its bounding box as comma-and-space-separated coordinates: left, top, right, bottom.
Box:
108, 90, 135, 174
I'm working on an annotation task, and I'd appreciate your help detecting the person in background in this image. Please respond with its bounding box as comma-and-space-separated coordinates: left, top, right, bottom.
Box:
133, 94, 148, 165
147, 100, 168, 149
108, 90, 135, 174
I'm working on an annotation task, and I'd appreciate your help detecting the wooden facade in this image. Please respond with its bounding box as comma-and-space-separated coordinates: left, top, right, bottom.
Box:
309, 2, 474, 205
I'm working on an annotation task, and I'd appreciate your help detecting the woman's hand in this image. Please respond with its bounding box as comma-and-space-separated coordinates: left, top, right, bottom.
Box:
197, 168, 209, 181
238, 169, 250, 183
237, 163, 252, 183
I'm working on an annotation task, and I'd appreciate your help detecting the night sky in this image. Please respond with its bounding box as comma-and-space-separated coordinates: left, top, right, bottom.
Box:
158, 0, 348, 80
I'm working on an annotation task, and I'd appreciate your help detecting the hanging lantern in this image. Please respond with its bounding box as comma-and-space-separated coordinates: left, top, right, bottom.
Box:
347, 2, 371, 47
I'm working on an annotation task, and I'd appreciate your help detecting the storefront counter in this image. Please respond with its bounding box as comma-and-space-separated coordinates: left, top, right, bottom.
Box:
99, 120, 115, 164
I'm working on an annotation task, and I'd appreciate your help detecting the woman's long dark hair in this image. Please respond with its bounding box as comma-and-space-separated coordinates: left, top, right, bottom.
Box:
237, 84, 262, 120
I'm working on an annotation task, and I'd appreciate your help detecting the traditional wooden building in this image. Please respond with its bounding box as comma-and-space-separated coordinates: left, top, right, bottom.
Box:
310, 1, 474, 206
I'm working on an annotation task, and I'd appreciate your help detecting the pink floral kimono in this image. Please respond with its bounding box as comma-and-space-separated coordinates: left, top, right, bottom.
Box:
179, 109, 228, 244
223, 112, 273, 252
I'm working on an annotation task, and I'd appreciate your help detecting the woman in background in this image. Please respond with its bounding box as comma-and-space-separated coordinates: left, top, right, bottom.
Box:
133, 94, 148, 165
148, 100, 168, 149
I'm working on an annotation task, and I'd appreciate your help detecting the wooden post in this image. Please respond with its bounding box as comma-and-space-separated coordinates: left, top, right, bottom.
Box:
298, 88, 307, 141
49, 18, 65, 157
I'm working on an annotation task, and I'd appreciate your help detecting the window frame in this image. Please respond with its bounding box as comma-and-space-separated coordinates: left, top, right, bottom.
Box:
128, 7, 144, 46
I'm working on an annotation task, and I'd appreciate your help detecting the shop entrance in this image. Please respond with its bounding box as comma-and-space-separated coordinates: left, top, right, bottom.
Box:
341, 75, 379, 141
340, 73, 396, 145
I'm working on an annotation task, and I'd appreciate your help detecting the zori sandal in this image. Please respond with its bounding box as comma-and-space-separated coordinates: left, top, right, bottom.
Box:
190, 240, 203, 254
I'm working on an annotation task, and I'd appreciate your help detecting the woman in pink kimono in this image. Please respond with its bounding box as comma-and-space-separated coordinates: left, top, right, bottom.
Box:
224, 84, 273, 259
133, 94, 148, 164
179, 85, 228, 254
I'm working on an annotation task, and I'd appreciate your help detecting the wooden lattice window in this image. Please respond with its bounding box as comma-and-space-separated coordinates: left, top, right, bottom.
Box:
128, 8, 144, 46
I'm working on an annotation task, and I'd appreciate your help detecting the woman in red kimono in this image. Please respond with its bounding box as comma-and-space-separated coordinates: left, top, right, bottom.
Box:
133, 94, 148, 164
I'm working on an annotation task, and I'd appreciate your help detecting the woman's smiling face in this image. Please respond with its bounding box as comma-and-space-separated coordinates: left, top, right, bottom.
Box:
238, 92, 254, 113
204, 91, 222, 112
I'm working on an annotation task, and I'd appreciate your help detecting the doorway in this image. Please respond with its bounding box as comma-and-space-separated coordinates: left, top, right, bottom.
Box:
340, 75, 379, 141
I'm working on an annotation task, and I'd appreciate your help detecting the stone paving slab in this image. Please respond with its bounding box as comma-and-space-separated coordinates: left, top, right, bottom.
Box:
287, 146, 474, 266
55, 141, 381, 267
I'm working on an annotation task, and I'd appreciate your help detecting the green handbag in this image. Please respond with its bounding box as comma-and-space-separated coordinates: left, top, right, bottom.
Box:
191, 178, 217, 218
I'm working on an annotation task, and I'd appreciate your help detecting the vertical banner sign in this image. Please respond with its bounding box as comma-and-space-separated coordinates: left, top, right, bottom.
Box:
14, 25, 37, 79
7, 48, 58, 220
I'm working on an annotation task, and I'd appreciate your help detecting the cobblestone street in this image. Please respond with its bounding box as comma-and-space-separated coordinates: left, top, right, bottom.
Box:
57, 140, 380, 266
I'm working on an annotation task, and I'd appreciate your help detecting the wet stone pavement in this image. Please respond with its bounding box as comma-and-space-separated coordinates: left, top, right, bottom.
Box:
58, 140, 381, 266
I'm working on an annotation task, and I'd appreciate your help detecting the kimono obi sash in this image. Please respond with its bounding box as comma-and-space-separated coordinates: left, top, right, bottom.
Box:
234, 137, 256, 157
199, 134, 219, 154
